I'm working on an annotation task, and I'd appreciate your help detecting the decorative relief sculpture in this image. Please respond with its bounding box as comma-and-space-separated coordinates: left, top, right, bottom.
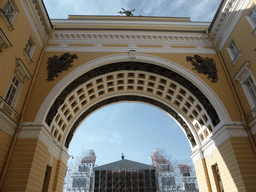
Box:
46, 53, 78, 81
186, 55, 218, 83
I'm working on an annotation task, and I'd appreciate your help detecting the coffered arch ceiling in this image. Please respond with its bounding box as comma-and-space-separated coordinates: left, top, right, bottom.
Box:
39, 58, 227, 152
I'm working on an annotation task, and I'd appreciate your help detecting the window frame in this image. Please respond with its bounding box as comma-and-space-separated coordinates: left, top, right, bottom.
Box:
5, 74, 22, 107
4, 59, 32, 107
246, 3, 256, 35
0, 0, 19, 30
23, 37, 35, 63
0, 28, 12, 51
234, 62, 256, 110
244, 76, 256, 105
227, 39, 241, 65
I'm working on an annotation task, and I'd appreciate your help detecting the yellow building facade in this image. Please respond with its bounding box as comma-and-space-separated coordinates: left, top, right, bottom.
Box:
0, 0, 256, 191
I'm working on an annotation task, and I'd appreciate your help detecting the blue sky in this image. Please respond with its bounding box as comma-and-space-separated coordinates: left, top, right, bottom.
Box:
69, 103, 191, 166
42, 0, 222, 166
43, 0, 221, 22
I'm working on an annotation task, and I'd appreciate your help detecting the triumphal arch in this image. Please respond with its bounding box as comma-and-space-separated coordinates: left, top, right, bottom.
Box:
0, 0, 256, 191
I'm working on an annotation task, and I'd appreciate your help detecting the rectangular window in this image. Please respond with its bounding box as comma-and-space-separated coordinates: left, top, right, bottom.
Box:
3, 1, 14, 21
0, 0, 18, 30
244, 76, 256, 105
4, 59, 31, 108
228, 40, 239, 59
249, 6, 256, 25
25, 37, 34, 57
247, 4, 256, 33
234, 62, 256, 110
0, 29, 12, 51
227, 40, 241, 65
5, 75, 20, 106
24, 37, 35, 63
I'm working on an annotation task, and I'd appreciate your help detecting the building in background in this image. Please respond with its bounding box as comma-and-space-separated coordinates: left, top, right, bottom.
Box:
63, 150, 96, 192
151, 149, 198, 192
94, 155, 157, 192
178, 164, 198, 191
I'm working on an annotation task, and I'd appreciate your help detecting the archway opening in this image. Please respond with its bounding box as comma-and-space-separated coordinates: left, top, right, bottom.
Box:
36, 58, 229, 191
63, 102, 199, 191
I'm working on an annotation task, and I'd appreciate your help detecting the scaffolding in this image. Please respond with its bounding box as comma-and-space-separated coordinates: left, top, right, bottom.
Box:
94, 169, 157, 192
151, 149, 199, 192
63, 149, 97, 192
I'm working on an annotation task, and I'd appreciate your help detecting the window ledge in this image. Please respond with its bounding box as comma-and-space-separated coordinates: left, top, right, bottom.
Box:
0, 9, 14, 31
231, 51, 242, 65
0, 96, 20, 119
23, 49, 33, 64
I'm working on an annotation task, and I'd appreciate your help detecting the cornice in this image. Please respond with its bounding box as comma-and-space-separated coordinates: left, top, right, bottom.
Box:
45, 46, 216, 54
29, 0, 51, 35
211, 124, 247, 147
20, 0, 51, 44
210, 0, 251, 50
202, 139, 217, 158
18, 125, 66, 161
50, 31, 211, 44
210, 0, 238, 43
218, 0, 251, 50
190, 149, 204, 164
51, 19, 210, 29
191, 123, 248, 163
47, 30, 215, 53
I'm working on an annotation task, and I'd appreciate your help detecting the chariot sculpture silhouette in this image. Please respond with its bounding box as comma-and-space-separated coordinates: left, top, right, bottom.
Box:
118, 7, 135, 16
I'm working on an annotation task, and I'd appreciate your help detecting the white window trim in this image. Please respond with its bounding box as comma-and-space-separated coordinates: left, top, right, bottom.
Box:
15, 58, 32, 81
227, 39, 242, 65
0, 28, 12, 51
23, 37, 35, 63
234, 62, 256, 110
0, 0, 19, 31
4, 59, 31, 107
246, 3, 256, 35
5, 74, 22, 107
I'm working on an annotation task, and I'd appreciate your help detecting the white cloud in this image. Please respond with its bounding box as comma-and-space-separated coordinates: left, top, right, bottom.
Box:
83, 134, 103, 144
108, 132, 122, 144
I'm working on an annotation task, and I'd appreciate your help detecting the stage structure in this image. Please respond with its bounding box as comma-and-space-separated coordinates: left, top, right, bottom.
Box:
94, 156, 157, 192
